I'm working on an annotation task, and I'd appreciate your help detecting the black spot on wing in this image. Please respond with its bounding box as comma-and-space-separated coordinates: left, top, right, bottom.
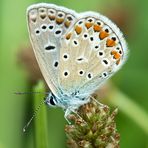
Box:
77, 58, 84, 61
45, 45, 55, 50
55, 30, 62, 35
54, 61, 58, 67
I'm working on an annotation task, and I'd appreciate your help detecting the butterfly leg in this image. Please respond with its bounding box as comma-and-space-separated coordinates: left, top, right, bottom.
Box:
64, 107, 88, 125
64, 108, 72, 124
90, 95, 105, 108
71, 109, 88, 125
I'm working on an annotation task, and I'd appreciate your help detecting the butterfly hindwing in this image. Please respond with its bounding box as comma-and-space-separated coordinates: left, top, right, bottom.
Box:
59, 12, 127, 96
27, 3, 78, 96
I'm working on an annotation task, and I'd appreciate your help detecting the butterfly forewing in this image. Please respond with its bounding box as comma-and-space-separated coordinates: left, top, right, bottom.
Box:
27, 3, 78, 96
59, 12, 127, 96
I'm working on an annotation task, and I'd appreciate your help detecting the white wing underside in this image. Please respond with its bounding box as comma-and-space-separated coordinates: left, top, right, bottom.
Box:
27, 3, 128, 98
27, 3, 78, 96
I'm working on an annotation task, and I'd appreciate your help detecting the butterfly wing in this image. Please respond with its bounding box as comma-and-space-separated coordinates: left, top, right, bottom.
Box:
58, 12, 128, 96
27, 3, 78, 96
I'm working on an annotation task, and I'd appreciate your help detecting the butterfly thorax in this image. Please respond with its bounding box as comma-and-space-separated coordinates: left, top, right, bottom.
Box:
45, 92, 90, 111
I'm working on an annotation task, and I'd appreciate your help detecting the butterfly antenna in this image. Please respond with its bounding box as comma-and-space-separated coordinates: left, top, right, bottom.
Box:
14, 91, 48, 95
23, 99, 46, 132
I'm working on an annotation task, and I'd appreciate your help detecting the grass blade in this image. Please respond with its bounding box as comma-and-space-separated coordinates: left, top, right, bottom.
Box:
33, 81, 49, 148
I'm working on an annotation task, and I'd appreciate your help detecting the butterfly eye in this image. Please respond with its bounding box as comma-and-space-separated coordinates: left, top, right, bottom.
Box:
49, 96, 56, 106
45, 94, 57, 107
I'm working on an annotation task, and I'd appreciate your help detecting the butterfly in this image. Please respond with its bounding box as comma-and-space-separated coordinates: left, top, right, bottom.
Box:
27, 3, 128, 121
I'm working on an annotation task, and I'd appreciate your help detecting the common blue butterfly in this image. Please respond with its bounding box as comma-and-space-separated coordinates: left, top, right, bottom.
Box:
27, 3, 128, 121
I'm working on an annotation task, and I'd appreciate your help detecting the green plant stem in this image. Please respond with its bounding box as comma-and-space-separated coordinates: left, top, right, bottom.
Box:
107, 87, 148, 135
33, 81, 49, 148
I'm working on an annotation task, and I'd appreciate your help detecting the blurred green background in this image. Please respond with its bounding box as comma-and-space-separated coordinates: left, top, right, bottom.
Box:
0, 0, 148, 148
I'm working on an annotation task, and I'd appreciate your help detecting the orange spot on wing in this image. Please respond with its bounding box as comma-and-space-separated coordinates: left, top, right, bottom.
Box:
30, 16, 36, 22
75, 25, 82, 35
116, 59, 120, 65
64, 21, 71, 28
111, 50, 121, 59
40, 14, 46, 19
111, 50, 117, 55
93, 24, 101, 32
56, 18, 64, 24
106, 39, 116, 47
114, 53, 120, 59
48, 15, 55, 20
66, 33, 71, 40
99, 31, 109, 40
85, 23, 93, 29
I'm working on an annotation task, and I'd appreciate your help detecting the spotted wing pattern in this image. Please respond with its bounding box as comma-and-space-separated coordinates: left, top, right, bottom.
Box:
58, 12, 127, 96
27, 3, 128, 98
27, 3, 78, 96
